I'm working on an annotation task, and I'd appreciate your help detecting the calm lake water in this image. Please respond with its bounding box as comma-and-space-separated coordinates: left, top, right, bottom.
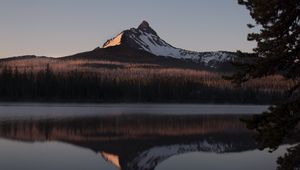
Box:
0, 103, 288, 170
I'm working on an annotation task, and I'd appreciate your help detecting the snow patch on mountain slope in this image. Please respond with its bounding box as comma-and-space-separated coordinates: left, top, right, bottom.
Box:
103, 32, 123, 48
127, 140, 233, 170
100, 152, 121, 169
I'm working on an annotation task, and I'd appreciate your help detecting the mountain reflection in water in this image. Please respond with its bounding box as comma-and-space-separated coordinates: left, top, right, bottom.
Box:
0, 114, 258, 170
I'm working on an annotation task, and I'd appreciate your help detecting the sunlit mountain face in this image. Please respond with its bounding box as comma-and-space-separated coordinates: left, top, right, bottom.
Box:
0, 114, 256, 170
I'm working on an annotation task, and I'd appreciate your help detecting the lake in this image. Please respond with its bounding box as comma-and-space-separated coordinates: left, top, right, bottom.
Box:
0, 103, 288, 170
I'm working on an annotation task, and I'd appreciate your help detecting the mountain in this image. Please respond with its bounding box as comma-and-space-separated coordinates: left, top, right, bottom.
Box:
102, 21, 237, 68
0, 21, 240, 71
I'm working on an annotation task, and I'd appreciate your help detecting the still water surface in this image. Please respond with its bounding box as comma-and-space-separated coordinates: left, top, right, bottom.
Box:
0, 104, 288, 170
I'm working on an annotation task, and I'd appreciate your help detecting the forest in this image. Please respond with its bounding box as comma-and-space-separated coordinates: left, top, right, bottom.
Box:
0, 63, 290, 103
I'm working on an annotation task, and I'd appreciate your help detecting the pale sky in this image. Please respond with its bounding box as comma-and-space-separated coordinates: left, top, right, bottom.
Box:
0, 0, 255, 58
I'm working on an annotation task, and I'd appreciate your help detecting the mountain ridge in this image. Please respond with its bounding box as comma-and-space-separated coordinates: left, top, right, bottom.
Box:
0, 21, 241, 71
101, 21, 238, 68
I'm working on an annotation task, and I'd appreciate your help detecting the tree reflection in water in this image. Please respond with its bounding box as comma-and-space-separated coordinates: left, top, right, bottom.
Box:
243, 102, 300, 170
0, 113, 297, 170
0, 114, 256, 170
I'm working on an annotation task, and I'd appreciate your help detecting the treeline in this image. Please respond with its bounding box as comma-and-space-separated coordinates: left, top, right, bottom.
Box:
0, 65, 286, 104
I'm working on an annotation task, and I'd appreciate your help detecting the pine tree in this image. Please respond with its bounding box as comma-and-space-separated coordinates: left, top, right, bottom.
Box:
233, 0, 300, 169
234, 0, 300, 82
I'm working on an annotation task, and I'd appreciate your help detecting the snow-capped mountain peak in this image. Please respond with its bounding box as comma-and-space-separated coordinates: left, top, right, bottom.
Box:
102, 21, 237, 68
137, 20, 158, 36
138, 20, 150, 29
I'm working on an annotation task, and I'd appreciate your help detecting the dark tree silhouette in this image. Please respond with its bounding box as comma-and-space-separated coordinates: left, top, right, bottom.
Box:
232, 0, 300, 169
0, 65, 284, 103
